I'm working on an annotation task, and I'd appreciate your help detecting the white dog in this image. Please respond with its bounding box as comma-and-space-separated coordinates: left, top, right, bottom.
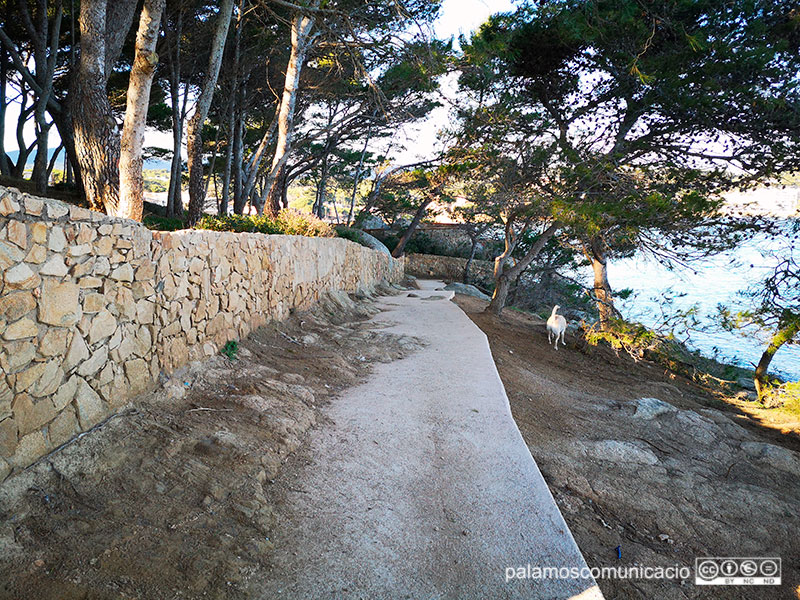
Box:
546, 305, 567, 350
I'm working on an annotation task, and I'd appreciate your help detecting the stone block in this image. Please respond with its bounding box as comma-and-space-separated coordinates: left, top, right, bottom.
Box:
7, 220, 27, 249
0, 194, 20, 216
0, 417, 17, 457
124, 358, 151, 396
0, 240, 24, 269
31, 221, 47, 244
52, 375, 78, 411
94, 236, 113, 255
39, 328, 69, 356
110, 263, 134, 282
74, 378, 106, 429
12, 393, 56, 436
39, 255, 69, 276
77, 346, 107, 378
83, 292, 106, 313
48, 408, 78, 447
10, 429, 48, 469
24, 243, 46, 264
88, 309, 117, 344
3, 317, 38, 340
42, 198, 68, 219
64, 332, 90, 371
1, 340, 35, 373
4, 263, 40, 289
68, 243, 92, 257
31, 360, 63, 397
48, 226, 66, 251
39, 279, 81, 326
0, 292, 35, 322
79, 276, 103, 288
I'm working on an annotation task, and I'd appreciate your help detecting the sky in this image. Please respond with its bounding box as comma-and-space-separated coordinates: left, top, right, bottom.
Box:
389, 0, 515, 164
2, 0, 514, 163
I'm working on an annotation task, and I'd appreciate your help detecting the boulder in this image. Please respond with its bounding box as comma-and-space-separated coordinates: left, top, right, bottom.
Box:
632, 397, 677, 419
443, 282, 490, 300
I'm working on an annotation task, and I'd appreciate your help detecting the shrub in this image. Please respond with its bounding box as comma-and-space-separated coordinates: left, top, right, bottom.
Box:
335, 225, 363, 243
196, 210, 334, 237
221, 340, 239, 360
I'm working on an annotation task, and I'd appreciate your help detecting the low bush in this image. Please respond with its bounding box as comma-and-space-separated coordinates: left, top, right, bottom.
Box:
196, 210, 334, 237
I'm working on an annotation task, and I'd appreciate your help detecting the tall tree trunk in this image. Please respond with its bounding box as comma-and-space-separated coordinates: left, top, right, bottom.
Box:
241, 107, 279, 207
584, 238, 614, 330
263, 5, 317, 216
21, 0, 62, 193
391, 198, 433, 258
165, 8, 184, 218
232, 87, 245, 213
486, 222, 560, 316
464, 235, 478, 284
46, 143, 64, 181
231, 0, 246, 213
313, 155, 329, 218
118, 0, 165, 221
31, 109, 50, 192
754, 315, 800, 398
185, 0, 234, 226
0, 10, 8, 176
72, 0, 136, 213
220, 91, 235, 215
13, 90, 35, 178
346, 124, 371, 226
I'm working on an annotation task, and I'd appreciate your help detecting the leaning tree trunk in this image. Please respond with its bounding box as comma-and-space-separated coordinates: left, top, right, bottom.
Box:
118, 0, 165, 221
263, 5, 317, 216
586, 239, 614, 330
185, 0, 234, 226
754, 315, 800, 398
391, 198, 433, 258
486, 222, 560, 316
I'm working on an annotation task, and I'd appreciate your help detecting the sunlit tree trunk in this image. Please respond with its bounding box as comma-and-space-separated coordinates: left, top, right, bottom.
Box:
263, 4, 318, 216
584, 238, 615, 330
185, 0, 234, 226
118, 0, 165, 221
754, 315, 799, 398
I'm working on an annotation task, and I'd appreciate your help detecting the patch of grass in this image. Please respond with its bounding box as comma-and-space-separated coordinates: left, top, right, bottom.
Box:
582, 317, 756, 392
221, 340, 239, 361
762, 381, 800, 413
143, 214, 185, 231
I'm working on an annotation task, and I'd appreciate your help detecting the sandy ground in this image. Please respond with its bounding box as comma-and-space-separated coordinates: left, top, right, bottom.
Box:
0, 289, 421, 600
454, 294, 800, 600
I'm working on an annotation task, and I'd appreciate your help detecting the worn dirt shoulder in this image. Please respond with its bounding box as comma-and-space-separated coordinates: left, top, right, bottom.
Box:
455, 294, 800, 600
0, 290, 420, 600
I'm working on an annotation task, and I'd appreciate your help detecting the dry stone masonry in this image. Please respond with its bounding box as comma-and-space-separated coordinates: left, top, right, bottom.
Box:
0, 186, 403, 481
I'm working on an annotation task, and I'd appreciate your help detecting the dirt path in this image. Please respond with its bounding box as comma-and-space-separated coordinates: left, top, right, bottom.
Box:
0, 290, 420, 600
455, 294, 800, 600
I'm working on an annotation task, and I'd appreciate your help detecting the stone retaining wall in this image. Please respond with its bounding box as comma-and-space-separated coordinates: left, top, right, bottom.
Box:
0, 186, 403, 480
406, 253, 494, 287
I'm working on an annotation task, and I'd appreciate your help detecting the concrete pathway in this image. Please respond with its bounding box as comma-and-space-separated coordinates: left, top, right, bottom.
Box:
258, 281, 603, 599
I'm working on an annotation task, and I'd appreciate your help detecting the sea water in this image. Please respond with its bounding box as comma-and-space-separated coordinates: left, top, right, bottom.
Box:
609, 222, 799, 381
